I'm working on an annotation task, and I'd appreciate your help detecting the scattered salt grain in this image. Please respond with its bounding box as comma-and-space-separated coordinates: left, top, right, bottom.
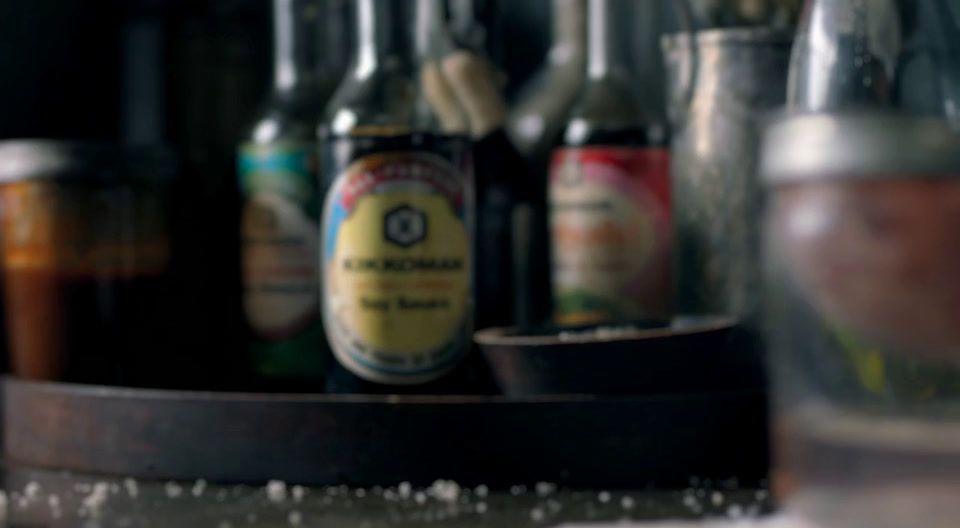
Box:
292, 485, 306, 503
530, 506, 545, 521
756, 489, 770, 501
216, 489, 228, 502
621, 496, 635, 510
24, 482, 41, 501
429, 480, 461, 502
266, 480, 287, 503
474, 484, 489, 498
124, 478, 139, 499
727, 503, 744, 518
288, 510, 302, 526
80, 482, 110, 519
165, 482, 183, 499
535, 482, 556, 497
398, 482, 412, 499
598, 491, 611, 504
475, 501, 488, 514
414, 491, 427, 505
110, 483, 121, 495
510, 485, 526, 496
355, 488, 367, 498
711, 491, 725, 507
192, 479, 207, 498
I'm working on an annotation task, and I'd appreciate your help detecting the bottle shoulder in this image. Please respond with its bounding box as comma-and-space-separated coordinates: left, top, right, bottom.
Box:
244, 87, 334, 145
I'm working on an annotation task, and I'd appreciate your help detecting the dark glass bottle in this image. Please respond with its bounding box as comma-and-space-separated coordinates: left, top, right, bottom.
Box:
319, 0, 477, 393
550, 0, 672, 327
238, 0, 348, 389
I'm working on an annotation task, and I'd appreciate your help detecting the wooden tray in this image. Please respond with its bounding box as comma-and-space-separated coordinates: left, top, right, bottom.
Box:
3, 378, 768, 488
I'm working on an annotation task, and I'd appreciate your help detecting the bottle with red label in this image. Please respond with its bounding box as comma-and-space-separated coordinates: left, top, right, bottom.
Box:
550, 0, 672, 327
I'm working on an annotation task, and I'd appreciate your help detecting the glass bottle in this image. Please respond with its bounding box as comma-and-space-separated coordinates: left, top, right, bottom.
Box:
550, 0, 672, 327
507, 0, 587, 169
319, 0, 474, 390
788, 0, 960, 125
238, 0, 347, 388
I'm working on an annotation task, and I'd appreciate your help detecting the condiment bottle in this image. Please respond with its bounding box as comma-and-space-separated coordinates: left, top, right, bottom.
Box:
238, 0, 348, 388
550, 0, 672, 327
319, 0, 474, 391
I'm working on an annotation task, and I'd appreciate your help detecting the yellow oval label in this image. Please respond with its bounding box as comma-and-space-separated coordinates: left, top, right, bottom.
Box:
322, 151, 472, 384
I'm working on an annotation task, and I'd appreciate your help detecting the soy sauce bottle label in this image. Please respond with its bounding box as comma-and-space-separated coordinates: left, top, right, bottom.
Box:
322, 151, 472, 385
550, 147, 672, 326
239, 143, 326, 376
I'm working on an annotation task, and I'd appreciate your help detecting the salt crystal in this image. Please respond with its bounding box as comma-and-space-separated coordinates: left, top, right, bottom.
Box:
292, 485, 306, 503
48, 495, 60, 509
429, 480, 460, 502
682, 494, 699, 509
24, 482, 41, 501
16, 497, 28, 511
216, 489, 228, 502
475, 501, 488, 514
266, 480, 287, 503
288, 510, 303, 526
398, 482, 412, 499
109, 483, 121, 495
165, 482, 183, 499
756, 489, 770, 501
530, 507, 545, 521
384, 489, 397, 501
74, 483, 93, 494
727, 503, 744, 518
711, 491, 724, 507
620, 496, 635, 510
192, 479, 207, 498
474, 484, 489, 498
355, 488, 367, 498
81, 482, 111, 519
414, 491, 427, 505
535, 482, 556, 497
598, 491, 611, 504
546, 499, 562, 513
124, 478, 139, 499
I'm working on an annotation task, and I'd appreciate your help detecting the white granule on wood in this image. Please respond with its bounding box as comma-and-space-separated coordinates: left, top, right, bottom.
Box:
429, 480, 461, 502
474, 484, 489, 498
24, 482, 41, 501
80, 482, 110, 519
711, 491, 725, 507
530, 506, 545, 521
621, 496, 635, 510
475, 501, 488, 514
598, 491, 611, 504
414, 491, 427, 505
292, 485, 306, 503
535, 482, 557, 497
727, 504, 744, 518
165, 482, 183, 499
288, 510, 303, 526
398, 482, 412, 499
266, 480, 287, 503
355, 488, 367, 498
192, 479, 207, 498
123, 478, 139, 499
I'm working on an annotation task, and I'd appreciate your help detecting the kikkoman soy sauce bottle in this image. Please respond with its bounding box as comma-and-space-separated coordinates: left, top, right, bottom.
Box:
319, 0, 476, 393
238, 0, 349, 390
550, 0, 672, 327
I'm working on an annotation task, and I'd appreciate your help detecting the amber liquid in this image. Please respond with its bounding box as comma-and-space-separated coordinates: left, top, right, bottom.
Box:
4, 268, 173, 387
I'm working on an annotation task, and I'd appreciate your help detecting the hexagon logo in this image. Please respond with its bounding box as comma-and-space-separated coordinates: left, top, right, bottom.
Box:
384, 205, 428, 248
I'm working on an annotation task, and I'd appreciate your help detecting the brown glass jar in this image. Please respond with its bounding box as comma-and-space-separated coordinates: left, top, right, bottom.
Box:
0, 141, 174, 386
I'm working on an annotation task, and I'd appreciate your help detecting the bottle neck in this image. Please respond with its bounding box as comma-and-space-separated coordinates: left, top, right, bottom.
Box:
273, 0, 320, 92
355, 0, 415, 78
550, 0, 587, 65
586, 0, 622, 80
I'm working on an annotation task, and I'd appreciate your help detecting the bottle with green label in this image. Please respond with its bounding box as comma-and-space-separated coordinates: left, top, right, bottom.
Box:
239, 0, 349, 387
319, 0, 475, 391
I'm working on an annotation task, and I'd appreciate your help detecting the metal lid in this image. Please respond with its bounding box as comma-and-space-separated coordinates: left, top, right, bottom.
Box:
661, 27, 793, 51
0, 141, 176, 184
761, 112, 960, 185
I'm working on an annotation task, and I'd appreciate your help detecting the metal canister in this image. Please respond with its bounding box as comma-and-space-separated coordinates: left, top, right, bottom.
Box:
662, 28, 792, 322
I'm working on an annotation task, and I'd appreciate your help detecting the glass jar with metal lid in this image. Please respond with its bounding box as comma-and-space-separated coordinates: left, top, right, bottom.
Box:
761, 112, 960, 528
0, 141, 175, 386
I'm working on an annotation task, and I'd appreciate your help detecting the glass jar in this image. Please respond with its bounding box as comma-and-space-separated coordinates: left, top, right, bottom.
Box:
762, 112, 960, 528
0, 142, 174, 386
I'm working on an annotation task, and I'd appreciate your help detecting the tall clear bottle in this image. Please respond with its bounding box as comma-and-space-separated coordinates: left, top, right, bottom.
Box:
550, 0, 672, 326
319, 0, 474, 391
238, 0, 348, 387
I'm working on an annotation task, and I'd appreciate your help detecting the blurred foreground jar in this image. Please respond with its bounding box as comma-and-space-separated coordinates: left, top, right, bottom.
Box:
0, 142, 173, 386
762, 113, 960, 528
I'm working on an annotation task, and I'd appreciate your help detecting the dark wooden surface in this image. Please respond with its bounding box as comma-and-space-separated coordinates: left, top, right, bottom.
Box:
3, 379, 768, 488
